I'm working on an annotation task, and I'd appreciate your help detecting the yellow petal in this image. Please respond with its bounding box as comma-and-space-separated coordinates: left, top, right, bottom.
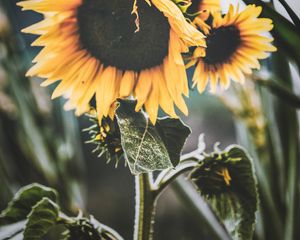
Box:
134, 70, 152, 111
119, 71, 136, 98
151, 0, 206, 47
144, 70, 159, 124
96, 66, 118, 119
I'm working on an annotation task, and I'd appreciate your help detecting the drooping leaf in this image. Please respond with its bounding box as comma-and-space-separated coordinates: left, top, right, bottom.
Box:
116, 100, 190, 174
23, 198, 59, 240
156, 117, 191, 166
0, 183, 57, 225
116, 100, 172, 174
190, 145, 258, 240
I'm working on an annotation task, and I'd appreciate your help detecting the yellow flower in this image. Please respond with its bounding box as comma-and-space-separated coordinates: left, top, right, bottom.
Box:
18, 0, 206, 124
191, 5, 277, 93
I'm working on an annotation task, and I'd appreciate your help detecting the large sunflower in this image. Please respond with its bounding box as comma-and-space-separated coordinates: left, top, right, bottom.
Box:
190, 5, 277, 93
18, 0, 206, 124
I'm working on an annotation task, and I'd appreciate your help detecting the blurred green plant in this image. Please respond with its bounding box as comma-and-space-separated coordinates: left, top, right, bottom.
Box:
0, 183, 122, 240
0, 1, 85, 213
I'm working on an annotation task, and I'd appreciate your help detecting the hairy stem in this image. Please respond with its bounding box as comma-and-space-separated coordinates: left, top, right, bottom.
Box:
134, 173, 156, 240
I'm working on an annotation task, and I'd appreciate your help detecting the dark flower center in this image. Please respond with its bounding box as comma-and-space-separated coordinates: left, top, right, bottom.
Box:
203, 26, 241, 65
189, 0, 203, 13
77, 0, 170, 71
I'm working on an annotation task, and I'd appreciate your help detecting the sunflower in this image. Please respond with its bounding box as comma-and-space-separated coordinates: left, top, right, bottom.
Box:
190, 5, 277, 93
17, 0, 206, 124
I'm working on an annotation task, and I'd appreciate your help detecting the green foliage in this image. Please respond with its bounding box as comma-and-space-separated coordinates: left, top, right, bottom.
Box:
155, 118, 191, 166
256, 79, 300, 108
116, 100, 190, 174
0, 184, 123, 240
0, 0, 85, 212
190, 146, 258, 240
23, 198, 59, 240
0, 183, 57, 225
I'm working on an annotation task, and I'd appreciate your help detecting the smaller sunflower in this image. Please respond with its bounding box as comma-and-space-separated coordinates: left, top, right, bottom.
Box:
85, 109, 123, 166
190, 5, 277, 93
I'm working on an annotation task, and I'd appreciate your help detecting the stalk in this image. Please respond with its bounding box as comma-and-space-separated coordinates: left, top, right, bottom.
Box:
134, 173, 156, 240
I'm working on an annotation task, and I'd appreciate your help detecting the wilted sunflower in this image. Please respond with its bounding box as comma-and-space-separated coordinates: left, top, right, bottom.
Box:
190, 5, 277, 93
18, 0, 206, 124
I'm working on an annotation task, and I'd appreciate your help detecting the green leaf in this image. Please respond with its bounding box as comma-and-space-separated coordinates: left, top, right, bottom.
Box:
116, 100, 190, 174
0, 183, 58, 225
1, 184, 123, 240
23, 198, 59, 240
256, 79, 300, 108
156, 118, 191, 166
190, 145, 258, 240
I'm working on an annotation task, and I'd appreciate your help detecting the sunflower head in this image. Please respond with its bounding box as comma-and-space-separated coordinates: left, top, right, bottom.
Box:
18, 0, 206, 125
85, 109, 123, 165
190, 4, 277, 93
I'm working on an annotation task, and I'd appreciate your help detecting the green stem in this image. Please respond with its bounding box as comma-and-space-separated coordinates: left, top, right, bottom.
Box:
172, 176, 231, 240
134, 173, 156, 240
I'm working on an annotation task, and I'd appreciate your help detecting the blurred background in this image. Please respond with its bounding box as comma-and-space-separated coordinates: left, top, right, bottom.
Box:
0, 0, 300, 239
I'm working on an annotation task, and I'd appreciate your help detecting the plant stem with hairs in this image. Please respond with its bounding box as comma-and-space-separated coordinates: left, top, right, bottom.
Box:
134, 173, 156, 240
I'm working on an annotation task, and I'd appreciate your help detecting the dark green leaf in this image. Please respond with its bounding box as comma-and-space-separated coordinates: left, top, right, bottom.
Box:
23, 198, 59, 240
116, 100, 173, 174
0, 184, 57, 225
190, 145, 258, 240
256, 79, 300, 108
1, 184, 123, 240
156, 118, 191, 166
